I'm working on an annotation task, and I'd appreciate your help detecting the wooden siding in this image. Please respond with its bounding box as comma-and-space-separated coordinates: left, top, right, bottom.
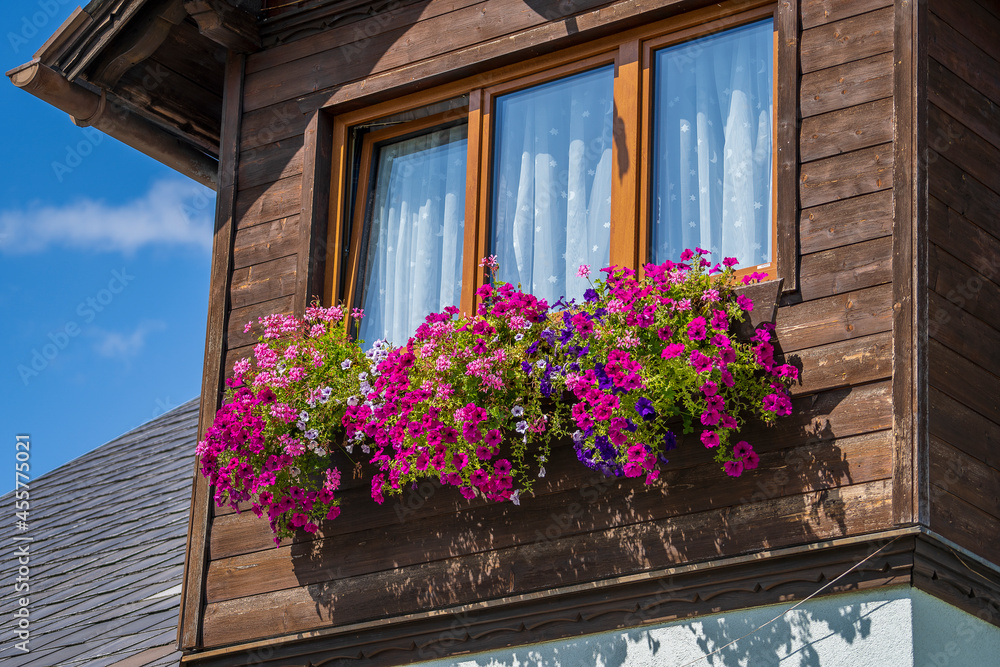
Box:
925, 0, 1000, 564
190, 0, 905, 655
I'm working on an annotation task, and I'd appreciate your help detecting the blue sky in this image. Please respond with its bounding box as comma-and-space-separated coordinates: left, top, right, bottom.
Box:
2, 1, 214, 492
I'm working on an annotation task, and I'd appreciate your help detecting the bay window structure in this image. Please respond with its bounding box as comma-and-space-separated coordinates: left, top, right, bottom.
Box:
330, 3, 792, 344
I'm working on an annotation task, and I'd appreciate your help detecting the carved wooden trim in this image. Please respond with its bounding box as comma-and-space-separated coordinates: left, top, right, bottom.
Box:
91, 0, 188, 88
186, 0, 262, 53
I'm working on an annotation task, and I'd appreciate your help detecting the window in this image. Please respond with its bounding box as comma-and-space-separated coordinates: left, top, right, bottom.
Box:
491, 65, 614, 305
650, 19, 775, 268
350, 114, 468, 345
328, 4, 788, 344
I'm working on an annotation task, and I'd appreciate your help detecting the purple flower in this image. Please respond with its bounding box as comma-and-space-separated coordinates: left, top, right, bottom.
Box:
634, 397, 656, 421
584, 288, 599, 302
724, 460, 744, 477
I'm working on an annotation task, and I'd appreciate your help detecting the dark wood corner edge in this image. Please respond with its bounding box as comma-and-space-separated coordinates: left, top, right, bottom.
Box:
178, 51, 246, 651
775, 0, 800, 296
295, 110, 334, 316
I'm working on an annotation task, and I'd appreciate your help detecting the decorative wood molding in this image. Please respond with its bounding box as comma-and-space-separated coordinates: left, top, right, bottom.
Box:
186, 0, 262, 53
91, 0, 188, 88
181, 529, 1000, 666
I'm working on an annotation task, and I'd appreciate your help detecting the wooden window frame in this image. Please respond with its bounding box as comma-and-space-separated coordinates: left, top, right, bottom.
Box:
324, 0, 796, 325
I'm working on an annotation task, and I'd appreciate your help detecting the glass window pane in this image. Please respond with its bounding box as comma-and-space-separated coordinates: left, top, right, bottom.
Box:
491, 66, 614, 305
651, 20, 774, 267
357, 124, 467, 345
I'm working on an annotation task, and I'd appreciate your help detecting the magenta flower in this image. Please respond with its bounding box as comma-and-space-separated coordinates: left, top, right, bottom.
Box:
733, 441, 752, 459
687, 317, 707, 341
661, 343, 685, 359
577, 264, 591, 278
724, 460, 744, 477
701, 430, 720, 448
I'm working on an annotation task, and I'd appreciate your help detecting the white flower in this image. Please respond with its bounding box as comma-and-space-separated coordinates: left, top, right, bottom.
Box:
299, 411, 310, 422
538, 467, 546, 478
511, 405, 524, 417
341, 358, 353, 370
511, 490, 521, 505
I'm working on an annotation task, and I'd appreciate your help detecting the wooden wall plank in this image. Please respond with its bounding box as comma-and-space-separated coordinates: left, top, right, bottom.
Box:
929, 198, 1000, 285
799, 97, 893, 163
243, 0, 613, 112
240, 100, 310, 152
238, 136, 305, 190
928, 105, 1000, 199
928, 338, 1000, 425
209, 379, 895, 560
928, 59, 1000, 154
926, 10, 1000, 106
790, 332, 892, 396
234, 175, 302, 229
246, 0, 483, 75
797, 236, 892, 302
228, 295, 296, 349
929, 436, 1000, 522
205, 431, 892, 603
928, 242, 1000, 337
775, 283, 893, 352
928, 387, 1000, 469
930, 0, 1000, 67
230, 254, 299, 310
798, 143, 892, 209
800, 0, 892, 30
233, 215, 301, 270
799, 7, 894, 74
201, 479, 893, 646
800, 52, 893, 118
927, 153, 1000, 240
929, 485, 1000, 564
927, 290, 1000, 380
799, 190, 892, 254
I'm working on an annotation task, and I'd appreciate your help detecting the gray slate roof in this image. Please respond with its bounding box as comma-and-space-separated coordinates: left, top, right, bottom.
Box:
0, 398, 199, 666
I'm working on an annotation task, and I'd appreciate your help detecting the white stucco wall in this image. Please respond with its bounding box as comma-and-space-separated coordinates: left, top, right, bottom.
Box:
412, 586, 1000, 666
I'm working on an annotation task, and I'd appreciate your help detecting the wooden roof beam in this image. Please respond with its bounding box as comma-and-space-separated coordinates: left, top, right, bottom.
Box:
185, 0, 260, 53
7, 60, 218, 189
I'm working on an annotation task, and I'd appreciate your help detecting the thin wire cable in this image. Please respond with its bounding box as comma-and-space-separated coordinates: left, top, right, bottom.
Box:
676, 536, 901, 667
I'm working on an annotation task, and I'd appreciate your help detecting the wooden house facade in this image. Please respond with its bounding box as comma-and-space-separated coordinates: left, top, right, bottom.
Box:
10, 0, 1000, 663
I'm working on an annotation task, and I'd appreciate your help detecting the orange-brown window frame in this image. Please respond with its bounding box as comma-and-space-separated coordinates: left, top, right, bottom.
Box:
325, 0, 793, 329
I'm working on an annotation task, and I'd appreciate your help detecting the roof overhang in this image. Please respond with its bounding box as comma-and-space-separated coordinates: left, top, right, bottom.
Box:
7, 0, 262, 190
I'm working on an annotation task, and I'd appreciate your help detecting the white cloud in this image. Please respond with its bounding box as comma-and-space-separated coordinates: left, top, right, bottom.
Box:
91, 320, 166, 359
0, 179, 214, 254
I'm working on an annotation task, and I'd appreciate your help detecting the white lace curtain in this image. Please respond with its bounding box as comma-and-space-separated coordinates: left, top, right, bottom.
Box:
491, 66, 614, 305
651, 20, 774, 268
358, 125, 467, 345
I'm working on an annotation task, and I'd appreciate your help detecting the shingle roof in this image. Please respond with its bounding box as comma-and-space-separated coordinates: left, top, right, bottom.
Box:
0, 398, 199, 666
